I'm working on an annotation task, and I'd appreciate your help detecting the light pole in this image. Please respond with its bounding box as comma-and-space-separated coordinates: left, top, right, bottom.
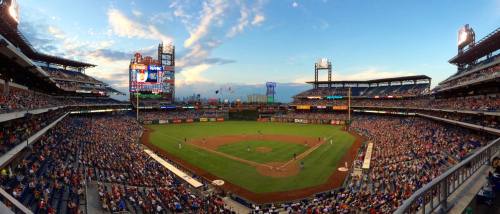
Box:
136, 93, 139, 121
348, 87, 351, 126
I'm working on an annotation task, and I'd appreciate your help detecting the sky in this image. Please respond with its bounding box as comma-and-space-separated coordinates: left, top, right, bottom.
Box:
16, 0, 500, 102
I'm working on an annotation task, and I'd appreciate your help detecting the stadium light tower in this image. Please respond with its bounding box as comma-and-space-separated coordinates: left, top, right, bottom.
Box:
456, 24, 476, 72
266, 82, 276, 104
158, 42, 176, 103
1, 0, 20, 25
314, 58, 332, 89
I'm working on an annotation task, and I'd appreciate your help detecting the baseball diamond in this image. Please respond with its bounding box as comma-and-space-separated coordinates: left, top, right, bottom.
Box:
141, 121, 362, 203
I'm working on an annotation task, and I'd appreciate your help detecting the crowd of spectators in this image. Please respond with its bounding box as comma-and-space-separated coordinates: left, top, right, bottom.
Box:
435, 65, 499, 91
292, 99, 347, 106
0, 116, 86, 213
291, 95, 499, 112
273, 112, 348, 121
140, 109, 228, 121
0, 109, 65, 157
352, 95, 499, 112
293, 83, 429, 99
0, 86, 59, 113
0, 114, 233, 213
43, 67, 101, 84
416, 110, 499, 129
81, 115, 233, 213
261, 115, 495, 213
0, 109, 496, 213
55, 81, 108, 92
294, 88, 350, 98
0, 84, 125, 113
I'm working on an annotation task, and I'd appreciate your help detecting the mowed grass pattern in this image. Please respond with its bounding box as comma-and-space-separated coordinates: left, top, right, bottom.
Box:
217, 140, 308, 163
148, 121, 355, 193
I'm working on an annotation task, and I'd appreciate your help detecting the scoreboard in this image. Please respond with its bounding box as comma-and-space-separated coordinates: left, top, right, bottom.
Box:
129, 43, 175, 104
129, 64, 174, 93
129, 63, 175, 102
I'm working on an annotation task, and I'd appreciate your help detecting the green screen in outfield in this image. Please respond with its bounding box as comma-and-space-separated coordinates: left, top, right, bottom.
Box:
147, 121, 355, 193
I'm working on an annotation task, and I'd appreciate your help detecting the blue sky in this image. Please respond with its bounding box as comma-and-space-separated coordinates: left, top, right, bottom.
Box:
17, 0, 500, 102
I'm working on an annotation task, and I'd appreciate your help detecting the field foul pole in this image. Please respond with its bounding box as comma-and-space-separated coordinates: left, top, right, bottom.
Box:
348, 87, 351, 123
136, 93, 139, 121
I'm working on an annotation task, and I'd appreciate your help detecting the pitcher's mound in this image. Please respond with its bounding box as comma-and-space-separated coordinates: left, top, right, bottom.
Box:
255, 147, 272, 153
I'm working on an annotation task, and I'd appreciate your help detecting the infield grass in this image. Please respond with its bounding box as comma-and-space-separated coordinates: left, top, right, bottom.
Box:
217, 140, 308, 163
147, 121, 355, 193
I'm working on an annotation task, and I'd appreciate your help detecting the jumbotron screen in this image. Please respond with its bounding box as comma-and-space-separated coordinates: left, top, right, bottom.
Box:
129, 64, 165, 93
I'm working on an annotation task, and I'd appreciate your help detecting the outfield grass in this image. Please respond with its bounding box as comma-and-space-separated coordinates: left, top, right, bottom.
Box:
217, 140, 308, 163
148, 121, 355, 193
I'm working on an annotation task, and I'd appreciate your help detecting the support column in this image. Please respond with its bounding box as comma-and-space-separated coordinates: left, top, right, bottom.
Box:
314, 64, 318, 89
3, 78, 9, 96
328, 64, 332, 88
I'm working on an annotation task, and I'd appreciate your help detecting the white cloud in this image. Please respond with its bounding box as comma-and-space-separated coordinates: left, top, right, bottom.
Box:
176, 64, 213, 86
131, 9, 142, 17
177, 43, 209, 67
227, 4, 250, 38
251, 14, 265, 26
292, 2, 299, 8
227, 1, 266, 37
184, 0, 228, 48
47, 26, 65, 39
107, 8, 172, 43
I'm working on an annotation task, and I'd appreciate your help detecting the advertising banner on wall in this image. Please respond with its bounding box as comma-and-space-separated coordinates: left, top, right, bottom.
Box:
200, 118, 208, 122
294, 119, 309, 124
159, 120, 169, 124
330, 120, 346, 125
186, 119, 194, 123
332, 106, 348, 110
297, 105, 311, 110
216, 118, 225, 122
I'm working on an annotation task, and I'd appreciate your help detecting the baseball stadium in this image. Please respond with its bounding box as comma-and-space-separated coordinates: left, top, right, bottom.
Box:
0, 0, 499, 213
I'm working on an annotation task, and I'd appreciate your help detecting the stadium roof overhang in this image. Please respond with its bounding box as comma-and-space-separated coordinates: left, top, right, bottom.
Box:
0, 13, 95, 69
306, 75, 431, 84
31, 53, 95, 68
0, 35, 60, 91
449, 27, 500, 65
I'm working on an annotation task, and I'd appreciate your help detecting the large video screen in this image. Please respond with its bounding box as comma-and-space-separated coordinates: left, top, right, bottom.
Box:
136, 70, 158, 83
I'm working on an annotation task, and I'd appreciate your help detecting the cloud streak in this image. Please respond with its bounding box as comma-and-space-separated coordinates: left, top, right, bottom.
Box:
227, 0, 266, 37
183, 0, 228, 48
107, 8, 172, 43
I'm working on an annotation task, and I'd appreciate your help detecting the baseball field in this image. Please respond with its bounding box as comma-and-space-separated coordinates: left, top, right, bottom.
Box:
142, 121, 361, 203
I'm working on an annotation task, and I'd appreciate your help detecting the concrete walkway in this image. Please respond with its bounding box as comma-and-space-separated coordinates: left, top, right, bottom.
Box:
222, 197, 251, 214
86, 181, 107, 214
448, 164, 491, 214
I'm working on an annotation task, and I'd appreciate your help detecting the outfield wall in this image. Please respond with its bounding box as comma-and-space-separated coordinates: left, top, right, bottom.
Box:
228, 110, 259, 121
269, 117, 346, 125
141, 117, 226, 124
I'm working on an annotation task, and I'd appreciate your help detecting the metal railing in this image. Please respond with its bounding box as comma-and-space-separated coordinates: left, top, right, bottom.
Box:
395, 137, 500, 214
0, 188, 33, 214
